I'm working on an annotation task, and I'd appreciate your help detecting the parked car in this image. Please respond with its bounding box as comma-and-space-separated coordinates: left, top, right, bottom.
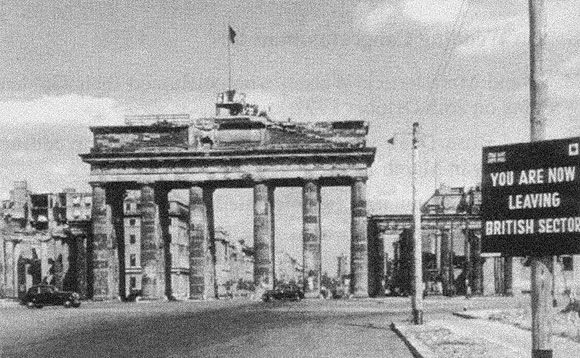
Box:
261, 285, 304, 302
125, 289, 142, 302
21, 284, 81, 309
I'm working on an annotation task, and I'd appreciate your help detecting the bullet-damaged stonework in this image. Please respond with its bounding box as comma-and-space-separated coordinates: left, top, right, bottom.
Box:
79, 94, 376, 299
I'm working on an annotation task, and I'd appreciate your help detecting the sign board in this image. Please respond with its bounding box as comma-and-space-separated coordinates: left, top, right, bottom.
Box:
482, 137, 580, 256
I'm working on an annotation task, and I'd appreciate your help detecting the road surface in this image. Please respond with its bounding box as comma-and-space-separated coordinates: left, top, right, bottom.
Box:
0, 296, 518, 357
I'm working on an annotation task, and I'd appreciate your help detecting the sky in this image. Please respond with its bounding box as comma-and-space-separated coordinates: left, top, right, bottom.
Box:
1, 0, 580, 273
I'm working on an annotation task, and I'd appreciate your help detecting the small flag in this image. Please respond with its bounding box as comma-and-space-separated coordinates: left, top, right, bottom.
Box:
228, 26, 236, 44
387, 137, 395, 145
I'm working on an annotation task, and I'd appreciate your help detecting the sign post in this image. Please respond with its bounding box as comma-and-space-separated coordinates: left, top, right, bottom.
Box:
482, 138, 580, 358
484, 2, 555, 357
529, 2, 551, 357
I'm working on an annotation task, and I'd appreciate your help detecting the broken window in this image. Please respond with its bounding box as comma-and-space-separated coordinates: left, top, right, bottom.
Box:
130, 254, 136, 267
562, 256, 573, 271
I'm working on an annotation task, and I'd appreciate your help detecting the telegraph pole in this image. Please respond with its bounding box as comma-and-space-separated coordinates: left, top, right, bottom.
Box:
529, 1, 552, 357
411, 122, 423, 324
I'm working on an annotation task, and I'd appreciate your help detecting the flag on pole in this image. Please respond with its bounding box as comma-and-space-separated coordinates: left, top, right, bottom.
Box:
228, 26, 236, 44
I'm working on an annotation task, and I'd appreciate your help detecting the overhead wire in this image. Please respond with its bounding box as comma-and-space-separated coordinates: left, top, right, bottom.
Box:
418, 0, 473, 189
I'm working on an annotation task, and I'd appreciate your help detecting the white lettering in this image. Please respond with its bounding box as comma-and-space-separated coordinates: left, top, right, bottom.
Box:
490, 171, 514, 187
485, 219, 534, 235
508, 192, 560, 210
548, 166, 576, 183
518, 170, 528, 185
486, 221, 494, 235
517, 169, 544, 185
566, 166, 576, 181
526, 220, 534, 234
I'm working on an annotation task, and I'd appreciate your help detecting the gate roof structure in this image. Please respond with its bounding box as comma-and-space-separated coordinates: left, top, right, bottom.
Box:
80, 99, 376, 188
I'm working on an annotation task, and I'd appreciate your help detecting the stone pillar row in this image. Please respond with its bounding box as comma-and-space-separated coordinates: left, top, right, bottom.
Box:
90, 177, 371, 300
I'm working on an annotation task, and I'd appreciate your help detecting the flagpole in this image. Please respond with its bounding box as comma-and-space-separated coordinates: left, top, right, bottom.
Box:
227, 26, 232, 91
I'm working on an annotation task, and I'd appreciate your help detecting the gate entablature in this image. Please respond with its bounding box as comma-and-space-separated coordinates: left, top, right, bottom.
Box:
81, 118, 375, 185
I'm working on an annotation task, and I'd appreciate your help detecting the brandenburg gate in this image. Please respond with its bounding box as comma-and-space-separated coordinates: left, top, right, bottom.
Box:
80, 91, 376, 300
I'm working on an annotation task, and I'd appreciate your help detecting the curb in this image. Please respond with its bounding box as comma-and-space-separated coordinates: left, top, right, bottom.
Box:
390, 322, 438, 358
0, 299, 20, 307
451, 311, 478, 319
452, 309, 503, 320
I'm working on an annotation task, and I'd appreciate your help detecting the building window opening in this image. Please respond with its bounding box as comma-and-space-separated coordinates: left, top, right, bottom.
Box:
562, 256, 573, 271
126, 203, 131, 212
129, 219, 136, 226
130, 254, 136, 267
130, 276, 136, 288
129, 234, 136, 244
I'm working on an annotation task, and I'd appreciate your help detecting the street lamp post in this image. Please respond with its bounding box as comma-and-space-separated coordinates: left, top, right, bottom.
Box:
411, 122, 424, 325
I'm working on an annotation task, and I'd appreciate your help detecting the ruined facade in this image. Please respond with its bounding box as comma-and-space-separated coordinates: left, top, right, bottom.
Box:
276, 251, 303, 286
214, 228, 254, 297
369, 185, 580, 299
80, 90, 376, 300
0, 182, 91, 299
368, 185, 484, 297
122, 193, 191, 299
2, 182, 238, 301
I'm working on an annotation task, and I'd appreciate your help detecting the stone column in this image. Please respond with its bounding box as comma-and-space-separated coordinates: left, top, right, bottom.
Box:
76, 236, 89, 299
157, 190, 172, 300
140, 184, 165, 300
189, 186, 216, 299
303, 180, 321, 298
206, 190, 218, 299
504, 256, 514, 296
269, 186, 276, 285
351, 178, 368, 297
254, 182, 274, 289
435, 231, 442, 271
40, 239, 49, 282
90, 185, 118, 300
5, 239, 18, 298
52, 238, 64, 289
367, 221, 385, 297
109, 189, 125, 299
440, 228, 455, 296
463, 228, 471, 297
0, 240, 5, 297
11, 241, 18, 298
470, 231, 483, 295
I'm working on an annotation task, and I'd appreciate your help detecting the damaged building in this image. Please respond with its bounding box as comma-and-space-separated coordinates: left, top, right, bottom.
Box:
368, 185, 485, 297
0, 182, 91, 299
369, 184, 580, 300
0, 181, 255, 300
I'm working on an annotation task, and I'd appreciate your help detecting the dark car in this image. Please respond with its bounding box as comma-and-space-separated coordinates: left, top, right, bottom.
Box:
125, 289, 142, 302
261, 286, 304, 302
22, 285, 81, 309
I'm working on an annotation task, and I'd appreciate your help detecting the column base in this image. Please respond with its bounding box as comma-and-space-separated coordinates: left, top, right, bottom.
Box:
304, 291, 322, 299
137, 295, 169, 302
350, 292, 369, 299
91, 295, 120, 302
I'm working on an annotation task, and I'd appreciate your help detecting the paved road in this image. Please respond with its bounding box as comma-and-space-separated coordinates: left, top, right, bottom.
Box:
0, 296, 520, 358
